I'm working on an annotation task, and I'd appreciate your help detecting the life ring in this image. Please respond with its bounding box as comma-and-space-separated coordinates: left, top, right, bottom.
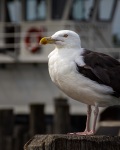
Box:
25, 28, 42, 53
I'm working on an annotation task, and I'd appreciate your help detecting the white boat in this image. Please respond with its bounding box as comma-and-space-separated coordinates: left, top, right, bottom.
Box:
0, 0, 119, 114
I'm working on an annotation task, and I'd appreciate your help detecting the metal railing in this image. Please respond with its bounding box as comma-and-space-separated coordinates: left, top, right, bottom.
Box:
0, 26, 119, 62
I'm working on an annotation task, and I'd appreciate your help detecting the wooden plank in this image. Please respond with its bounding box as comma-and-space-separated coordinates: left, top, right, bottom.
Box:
24, 134, 120, 150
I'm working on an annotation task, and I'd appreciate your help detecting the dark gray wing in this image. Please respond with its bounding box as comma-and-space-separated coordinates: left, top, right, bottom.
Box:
76, 49, 120, 97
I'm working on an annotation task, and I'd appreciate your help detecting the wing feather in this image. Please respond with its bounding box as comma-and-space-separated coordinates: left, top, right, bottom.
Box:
76, 49, 120, 97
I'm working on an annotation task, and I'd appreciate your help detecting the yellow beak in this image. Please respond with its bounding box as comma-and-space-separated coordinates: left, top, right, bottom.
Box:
40, 37, 55, 45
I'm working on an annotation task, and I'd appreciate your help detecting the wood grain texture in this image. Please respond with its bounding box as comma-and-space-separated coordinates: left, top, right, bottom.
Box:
24, 134, 120, 150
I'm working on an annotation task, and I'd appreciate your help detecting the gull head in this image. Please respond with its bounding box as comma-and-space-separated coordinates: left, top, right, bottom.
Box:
40, 30, 81, 49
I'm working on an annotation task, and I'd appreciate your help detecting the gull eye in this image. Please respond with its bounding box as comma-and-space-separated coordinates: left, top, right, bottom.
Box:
63, 34, 68, 38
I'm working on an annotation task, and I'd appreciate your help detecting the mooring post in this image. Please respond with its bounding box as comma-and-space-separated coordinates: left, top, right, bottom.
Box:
54, 98, 70, 133
29, 104, 45, 136
0, 109, 14, 150
24, 134, 120, 150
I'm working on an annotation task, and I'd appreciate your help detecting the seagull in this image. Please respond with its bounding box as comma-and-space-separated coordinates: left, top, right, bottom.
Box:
40, 30, 120, 135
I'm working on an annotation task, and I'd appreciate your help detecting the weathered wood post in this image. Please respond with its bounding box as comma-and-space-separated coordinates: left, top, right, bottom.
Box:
14, 125, 29, 150
29, 104, 46, 136
54, 98, 70, 133
0, 109, 14, 150
24, 134, 120, 150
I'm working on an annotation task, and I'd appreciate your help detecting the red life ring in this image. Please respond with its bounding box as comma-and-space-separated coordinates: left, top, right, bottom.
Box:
25, 28, 42, 53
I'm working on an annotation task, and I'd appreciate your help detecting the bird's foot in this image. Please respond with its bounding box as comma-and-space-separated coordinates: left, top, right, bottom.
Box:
68, 130, 94, 135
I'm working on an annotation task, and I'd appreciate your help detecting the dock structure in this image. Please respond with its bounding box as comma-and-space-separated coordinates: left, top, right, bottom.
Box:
24, 134, 120, 150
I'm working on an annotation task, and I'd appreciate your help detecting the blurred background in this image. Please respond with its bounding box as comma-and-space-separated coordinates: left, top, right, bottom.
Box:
0, 0, 120, 149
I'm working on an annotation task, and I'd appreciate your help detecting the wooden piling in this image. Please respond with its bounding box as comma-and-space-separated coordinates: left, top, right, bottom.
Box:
29, 104, 45, 136
24, 134, 120, 150
54, 98, 70, 134
0, 109, 14, 136
0, 109, 14, 150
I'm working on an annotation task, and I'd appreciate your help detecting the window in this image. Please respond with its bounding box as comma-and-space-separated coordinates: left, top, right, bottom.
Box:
69, 0, 93, 21
3, 0, 21, 54
25, 0, 46, 21
5, 0, 21, 23
71, 0, 85, 20
99, 0, 114, 20
52, 0, 66, 19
